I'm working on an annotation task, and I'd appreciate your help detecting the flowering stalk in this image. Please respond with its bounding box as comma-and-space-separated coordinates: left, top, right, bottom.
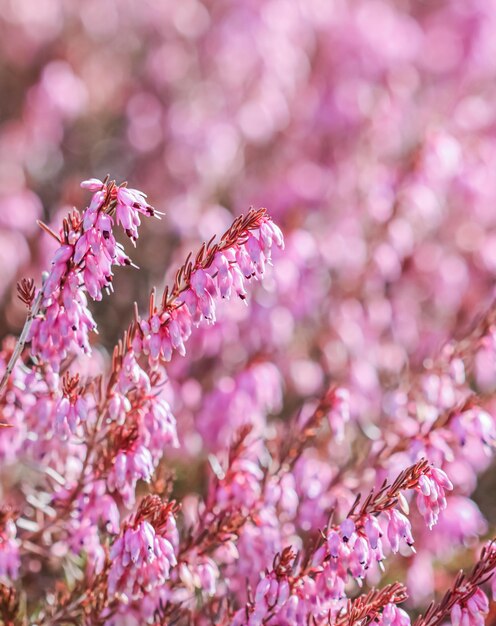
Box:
319, 460, 452, 581
133, 207, 283, 365
230, 460, 452, 625
414, 540, 496, 626
3, 176, 160, 380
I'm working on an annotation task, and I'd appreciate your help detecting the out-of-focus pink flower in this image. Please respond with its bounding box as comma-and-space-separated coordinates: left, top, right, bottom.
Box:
0, 518, 20, 581
326, 387, 351, 442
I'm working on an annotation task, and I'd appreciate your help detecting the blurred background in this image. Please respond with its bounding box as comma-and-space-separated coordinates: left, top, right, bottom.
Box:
2, 0, 496, 571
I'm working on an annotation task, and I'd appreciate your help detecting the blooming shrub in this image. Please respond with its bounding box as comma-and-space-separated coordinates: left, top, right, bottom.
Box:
2, 1, 496, 625
0, 173, 494, 626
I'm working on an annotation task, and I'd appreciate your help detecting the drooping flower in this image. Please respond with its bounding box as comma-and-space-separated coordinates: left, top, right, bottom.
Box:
107, 445, 155, 508
415, 466, 453, 529
377, 603, 411, 626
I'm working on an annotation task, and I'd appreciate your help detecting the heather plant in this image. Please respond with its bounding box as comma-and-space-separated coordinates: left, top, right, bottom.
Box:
0, 175, 494, 626
2, 0, 496, 625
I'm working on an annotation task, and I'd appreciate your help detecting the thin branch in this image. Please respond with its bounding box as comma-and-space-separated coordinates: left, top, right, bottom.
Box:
0, 287, 44, 397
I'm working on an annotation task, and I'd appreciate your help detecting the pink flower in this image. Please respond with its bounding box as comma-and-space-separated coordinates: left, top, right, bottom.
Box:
340, 518, 356, 542
80, 178, 105, 191
0, 518, 20, 581
115, 186, 158, 242
378, 603, 411, 626
54, 395, 87, 438
108, 446, 154, 507
364, 515, 383, 550
68, 519, 106, 576
179, 556, 220, 598
248, 574, 291, 625
385, 509, 414, 553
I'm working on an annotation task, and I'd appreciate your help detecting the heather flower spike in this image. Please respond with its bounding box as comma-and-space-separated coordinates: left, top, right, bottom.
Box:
133, 207, 284, 367
415, 540, 496, 626
108, 496, 179, 600
1, 177, 162, 381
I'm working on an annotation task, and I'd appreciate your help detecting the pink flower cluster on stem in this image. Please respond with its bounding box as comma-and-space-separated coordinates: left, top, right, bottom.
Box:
230, 458, 452, 624
28, 177, 160, 371
108, 495, 178, 601
414, 540, 496, 626
133, 208, 284, 365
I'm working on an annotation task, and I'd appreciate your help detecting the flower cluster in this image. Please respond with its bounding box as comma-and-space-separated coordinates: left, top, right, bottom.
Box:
324, 463, 452, 587
108, 496, 179, 601
415, 467, 453, 530
134, 209, 284, 366
28, 178, 160, 371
